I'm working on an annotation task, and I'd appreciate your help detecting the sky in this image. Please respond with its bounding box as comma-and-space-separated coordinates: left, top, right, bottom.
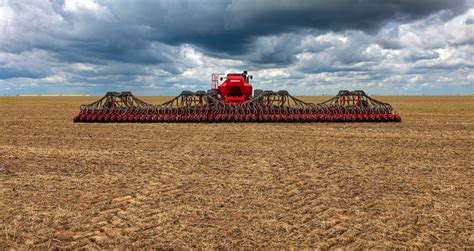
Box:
0, 0, 473, 96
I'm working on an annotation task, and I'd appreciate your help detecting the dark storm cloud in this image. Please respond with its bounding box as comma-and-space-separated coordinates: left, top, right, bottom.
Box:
0, 0, 472, 95
105, 0, 468, 54
3, 0, 468, 59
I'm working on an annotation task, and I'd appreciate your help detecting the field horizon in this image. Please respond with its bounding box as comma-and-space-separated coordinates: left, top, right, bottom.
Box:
5, 93, 474, 98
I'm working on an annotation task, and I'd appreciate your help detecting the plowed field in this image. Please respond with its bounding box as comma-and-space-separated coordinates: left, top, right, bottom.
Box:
0, 96, 473, 248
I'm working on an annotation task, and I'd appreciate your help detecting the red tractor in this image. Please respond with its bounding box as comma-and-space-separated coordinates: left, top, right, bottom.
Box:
74, 71, 401, 123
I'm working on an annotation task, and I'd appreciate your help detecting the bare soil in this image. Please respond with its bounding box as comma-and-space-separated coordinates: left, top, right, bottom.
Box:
0, 95, 473, 249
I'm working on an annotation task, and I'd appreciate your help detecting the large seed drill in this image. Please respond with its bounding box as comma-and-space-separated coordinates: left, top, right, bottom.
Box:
74, 71, 401, 123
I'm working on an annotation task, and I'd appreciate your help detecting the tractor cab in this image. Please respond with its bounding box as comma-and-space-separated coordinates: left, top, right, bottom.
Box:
212, 71, 253, 103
